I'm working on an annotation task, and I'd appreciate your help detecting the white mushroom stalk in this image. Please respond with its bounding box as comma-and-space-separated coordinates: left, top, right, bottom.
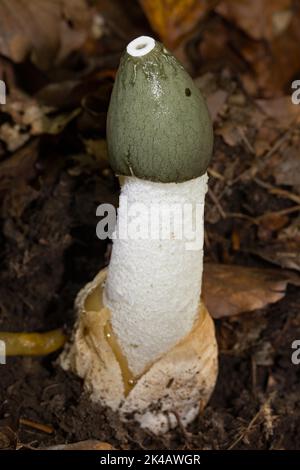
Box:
104, 174, 208, 376
60, 36, 218, 435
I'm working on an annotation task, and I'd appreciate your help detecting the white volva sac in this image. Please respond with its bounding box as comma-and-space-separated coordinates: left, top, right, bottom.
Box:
103, 173, 208, 376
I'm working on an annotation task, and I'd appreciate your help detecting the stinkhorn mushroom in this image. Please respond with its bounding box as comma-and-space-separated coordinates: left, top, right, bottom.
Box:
61, 36, 218, 435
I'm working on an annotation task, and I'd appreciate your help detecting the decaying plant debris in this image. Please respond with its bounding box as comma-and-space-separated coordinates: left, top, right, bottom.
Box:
0, 0, 299, 450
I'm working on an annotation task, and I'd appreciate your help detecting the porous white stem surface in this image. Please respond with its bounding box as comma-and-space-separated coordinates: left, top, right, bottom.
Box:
104, 174, 208, 376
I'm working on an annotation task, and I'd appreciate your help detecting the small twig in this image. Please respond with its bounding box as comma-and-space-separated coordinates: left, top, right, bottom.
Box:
251, 356, 257, 395
208, 168, 225, 180
254, 177, 300, 205
225, 205, 300, 226
264, 205, 300, 217
237, 127, 256, 155
172, 410, 193, 446
204, 229, 211, 249
228, 409, 262, 450
228, 395, 276, 450
19, 418, 54, 435
225, 212, 258, 225
207, 187, 226, 218
232, 125, 295, 184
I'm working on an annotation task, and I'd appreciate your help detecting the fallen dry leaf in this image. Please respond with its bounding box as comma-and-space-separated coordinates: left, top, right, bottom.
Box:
139, 0, 210, 49
216, 0, 292, 41
206, 89, 228, 122
0, 123, 29, 152
274, 146, 300, 192
216, 1, 300, 96
240, 14, 300, 96
254, 125, 279, 157
1, 88, 81, 149
216, 123, 244, 147
259, 212, 289, 233
202, 263, 300, 318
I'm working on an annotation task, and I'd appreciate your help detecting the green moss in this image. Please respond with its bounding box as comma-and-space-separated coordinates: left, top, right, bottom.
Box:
107, 41, 213, 183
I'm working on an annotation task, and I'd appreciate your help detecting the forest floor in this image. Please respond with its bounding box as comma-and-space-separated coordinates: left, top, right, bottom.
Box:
0, 0, 299, 450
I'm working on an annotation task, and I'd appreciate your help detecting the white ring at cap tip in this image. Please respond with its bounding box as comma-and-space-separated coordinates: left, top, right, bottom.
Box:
127, 36, 155, 57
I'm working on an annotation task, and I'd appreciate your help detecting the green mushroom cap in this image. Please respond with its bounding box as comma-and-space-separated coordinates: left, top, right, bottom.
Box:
107, 36, 213, 183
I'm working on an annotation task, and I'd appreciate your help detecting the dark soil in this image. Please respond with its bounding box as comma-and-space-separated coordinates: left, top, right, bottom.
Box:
0, 160, 299, 450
